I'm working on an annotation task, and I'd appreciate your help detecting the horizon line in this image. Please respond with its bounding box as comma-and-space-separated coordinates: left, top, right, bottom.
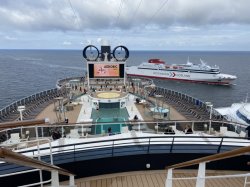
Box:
0, 48, 250, 52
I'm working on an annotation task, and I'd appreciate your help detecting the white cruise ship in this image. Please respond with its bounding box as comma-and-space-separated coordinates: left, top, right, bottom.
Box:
126, 59, 237, 85
215, 102, 250, 125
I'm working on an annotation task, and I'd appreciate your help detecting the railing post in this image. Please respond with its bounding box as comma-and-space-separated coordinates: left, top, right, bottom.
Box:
81, 125, 84, 137
39, 169, 44, 187
165, 168, 173, 187
36, 132, 43, 187
112, 140, 115, 157
73, 145, 75, 161
69, 175, 75, 187
147, 138, 151, 154
61, 126, 64, 137
51, 170, 60, 187
49, 140, 54, 165
35, 126, 39, 139
156, 123, 159, 134
41, 127, 44, 138
196, 162, 206, 187
244, 176, 248, 187
170, 137, 175, 153
217, 137, 224, 153
209, 120, 212, 134
20, 127, 23, 138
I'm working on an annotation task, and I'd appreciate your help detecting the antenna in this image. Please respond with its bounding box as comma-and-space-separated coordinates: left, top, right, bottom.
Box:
144, 0, 169, 28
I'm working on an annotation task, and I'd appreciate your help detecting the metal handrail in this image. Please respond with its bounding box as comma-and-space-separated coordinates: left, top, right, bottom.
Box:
0, 147, 74, 176
166, 145, 250, 170
14, 135, 249, 161
18, 179, 52, 187
0, 119, 47, 129
168, 173, 250, 180
0, 169, 40, 178
0, 88, 58, 111
0, 118, 247, 141
0, 137, 73, 187
165, 145, 250, 187
0, 133, 249, 186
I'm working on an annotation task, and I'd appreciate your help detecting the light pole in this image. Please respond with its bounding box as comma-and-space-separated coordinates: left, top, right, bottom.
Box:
144, 84, 155, 100
17, 106, 25, 121
137, 82, 140, 95
132, 78, 141, 95
205, 102, 213, 134
155, 94, 163, 108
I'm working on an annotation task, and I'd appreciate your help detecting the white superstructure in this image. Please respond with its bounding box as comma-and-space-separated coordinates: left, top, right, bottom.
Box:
126, 59, 237, 85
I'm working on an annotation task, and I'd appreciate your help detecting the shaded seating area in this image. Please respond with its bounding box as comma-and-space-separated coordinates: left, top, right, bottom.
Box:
148, 87, 219, 121
0, 88, 67, 122
150, 106, 169, 120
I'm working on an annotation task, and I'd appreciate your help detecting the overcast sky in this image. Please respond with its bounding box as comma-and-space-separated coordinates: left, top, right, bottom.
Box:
0, 0, 250, 50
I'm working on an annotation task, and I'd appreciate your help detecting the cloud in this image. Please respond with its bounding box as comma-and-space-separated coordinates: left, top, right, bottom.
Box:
169, 26, 200, 32
4, 35, 17, 40
62, 41, 72, 45
0, 0, 250, 32
0, 0, 250, 50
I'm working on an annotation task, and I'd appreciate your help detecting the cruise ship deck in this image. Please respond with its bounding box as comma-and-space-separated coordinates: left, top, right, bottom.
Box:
0, 43, 249, 187
62, 170, 246, 187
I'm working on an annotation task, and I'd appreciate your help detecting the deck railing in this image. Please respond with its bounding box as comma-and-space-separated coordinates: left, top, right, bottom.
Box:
0, 119, 248, 144
0, 138, 76, 187
0, 120, 249, 163
165, 146, 250, 187
0, 129, 249, 185
0, 88, 67, 122
14, 135, 249, 159
0, 76, 84, 122
0, 75, 225, 123
56, 76, 84, 89
0, 119, 249, 186
0, 133, 249, 187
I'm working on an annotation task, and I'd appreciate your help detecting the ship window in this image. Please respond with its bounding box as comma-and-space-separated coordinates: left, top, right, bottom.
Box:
236, 110, 250, 124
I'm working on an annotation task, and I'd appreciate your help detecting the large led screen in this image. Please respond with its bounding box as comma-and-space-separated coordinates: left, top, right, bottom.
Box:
94, 64, 120, 77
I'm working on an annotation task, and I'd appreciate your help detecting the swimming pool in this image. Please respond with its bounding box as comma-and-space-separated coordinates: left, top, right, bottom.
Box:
94, 117, 126, 134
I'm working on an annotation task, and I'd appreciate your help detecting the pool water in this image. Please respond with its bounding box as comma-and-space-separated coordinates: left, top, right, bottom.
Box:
91, 108, 129, 121
94, 117, 126, 134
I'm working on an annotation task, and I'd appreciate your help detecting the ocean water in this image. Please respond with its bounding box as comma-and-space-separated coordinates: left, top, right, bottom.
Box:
0, 49, 249, 109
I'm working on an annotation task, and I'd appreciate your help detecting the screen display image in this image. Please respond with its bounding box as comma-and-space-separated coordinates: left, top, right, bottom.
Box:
94, 64, 120, 77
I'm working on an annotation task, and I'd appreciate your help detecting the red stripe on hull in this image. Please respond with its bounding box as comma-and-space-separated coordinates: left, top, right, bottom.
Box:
127, 74, 231, 85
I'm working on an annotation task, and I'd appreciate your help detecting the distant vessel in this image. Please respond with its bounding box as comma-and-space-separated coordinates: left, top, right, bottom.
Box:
126, 58, 237, 85
215, 102, 250, 125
